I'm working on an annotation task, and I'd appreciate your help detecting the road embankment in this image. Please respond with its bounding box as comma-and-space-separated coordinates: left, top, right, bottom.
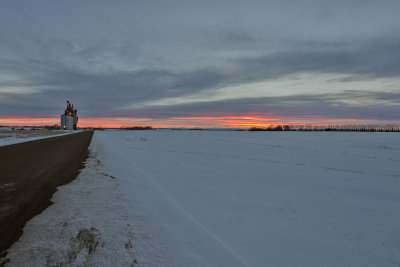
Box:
0, 131, 93, 256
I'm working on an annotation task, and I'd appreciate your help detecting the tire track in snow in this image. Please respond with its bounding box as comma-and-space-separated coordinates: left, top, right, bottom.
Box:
116, 147, 250, 267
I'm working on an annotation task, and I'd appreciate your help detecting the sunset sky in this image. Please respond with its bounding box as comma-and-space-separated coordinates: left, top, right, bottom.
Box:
1, 1, 400, 128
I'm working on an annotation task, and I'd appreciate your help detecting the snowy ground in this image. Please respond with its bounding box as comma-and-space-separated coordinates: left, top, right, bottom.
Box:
5, 130, 400, 266
0, 128, 74, 146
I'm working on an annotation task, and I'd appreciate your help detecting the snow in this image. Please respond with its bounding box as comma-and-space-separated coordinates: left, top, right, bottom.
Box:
0, 129, 75, 146
5, 130, 400, 266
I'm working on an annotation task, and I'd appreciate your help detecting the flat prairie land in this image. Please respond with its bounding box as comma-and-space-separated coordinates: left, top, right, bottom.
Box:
0, 129, 69, 139
3, 130, 400, 267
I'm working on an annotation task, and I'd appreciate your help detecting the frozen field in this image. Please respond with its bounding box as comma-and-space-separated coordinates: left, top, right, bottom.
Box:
6, 130, 400, 266
0, 128, 73, 146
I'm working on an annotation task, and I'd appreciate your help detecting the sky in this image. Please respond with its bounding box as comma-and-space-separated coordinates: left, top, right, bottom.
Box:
1, 0, 400, 128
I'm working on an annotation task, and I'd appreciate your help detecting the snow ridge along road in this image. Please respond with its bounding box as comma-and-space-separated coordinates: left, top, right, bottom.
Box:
0, 131, 93, 257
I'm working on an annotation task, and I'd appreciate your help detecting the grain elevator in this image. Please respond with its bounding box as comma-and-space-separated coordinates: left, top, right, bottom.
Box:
61, 101, 78, 130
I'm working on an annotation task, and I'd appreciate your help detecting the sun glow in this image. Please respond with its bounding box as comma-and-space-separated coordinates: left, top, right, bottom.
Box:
0, 115, 397, 129
0, 115, 287, 128
0, 117, 59, 126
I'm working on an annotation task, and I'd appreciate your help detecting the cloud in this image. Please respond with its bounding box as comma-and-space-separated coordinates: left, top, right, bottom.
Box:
0, 0, 400, 124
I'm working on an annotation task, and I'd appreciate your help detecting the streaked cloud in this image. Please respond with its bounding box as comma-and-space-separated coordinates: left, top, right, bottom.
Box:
122, 73, 400, 110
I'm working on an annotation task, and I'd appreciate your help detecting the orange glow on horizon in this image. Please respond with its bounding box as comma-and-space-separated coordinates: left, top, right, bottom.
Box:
0, 116, 395, 128
0, 117, 59, 126
0, 115, 290, 128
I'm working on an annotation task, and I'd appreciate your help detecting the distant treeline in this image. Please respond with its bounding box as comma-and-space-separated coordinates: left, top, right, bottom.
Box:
249, 126, 290, 131
249, 125, 400, 132
120, 126, 153, 130
43, 125, 61, 130
1, 125, 61, 130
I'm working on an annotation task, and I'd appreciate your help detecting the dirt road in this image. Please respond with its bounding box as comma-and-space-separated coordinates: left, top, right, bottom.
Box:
0, 131, 93, 256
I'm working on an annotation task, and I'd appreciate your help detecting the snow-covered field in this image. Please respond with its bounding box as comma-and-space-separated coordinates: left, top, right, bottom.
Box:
6, 130, 400, 266
0, 128, 73, 146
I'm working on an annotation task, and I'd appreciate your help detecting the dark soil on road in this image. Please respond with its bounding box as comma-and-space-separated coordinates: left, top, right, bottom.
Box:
0, 131, 93, 257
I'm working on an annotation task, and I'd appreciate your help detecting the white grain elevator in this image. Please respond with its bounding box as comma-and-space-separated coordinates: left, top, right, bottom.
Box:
61, 100, 78, 130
